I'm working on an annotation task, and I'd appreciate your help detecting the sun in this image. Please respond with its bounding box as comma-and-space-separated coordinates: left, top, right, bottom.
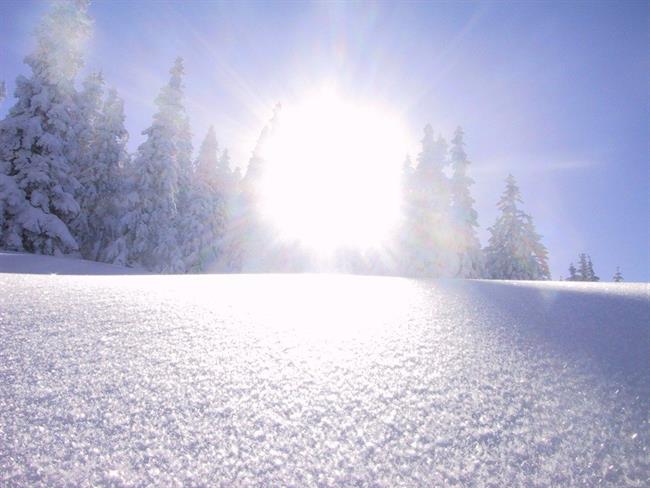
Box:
259, 87, 410, 253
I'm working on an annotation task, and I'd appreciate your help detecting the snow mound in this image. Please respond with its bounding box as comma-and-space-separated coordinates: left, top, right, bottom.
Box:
0, 274, 648, 486
0, 252, 147, 275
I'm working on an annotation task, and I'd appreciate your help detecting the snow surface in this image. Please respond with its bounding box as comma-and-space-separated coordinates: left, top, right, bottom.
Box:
0, 252, 147, 275
0, 265, 648, 486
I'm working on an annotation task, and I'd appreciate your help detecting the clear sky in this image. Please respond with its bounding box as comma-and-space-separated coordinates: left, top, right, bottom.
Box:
1, 0, 648, 281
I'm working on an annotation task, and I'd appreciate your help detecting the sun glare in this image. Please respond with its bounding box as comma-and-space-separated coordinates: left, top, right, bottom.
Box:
259, 88, 409, 252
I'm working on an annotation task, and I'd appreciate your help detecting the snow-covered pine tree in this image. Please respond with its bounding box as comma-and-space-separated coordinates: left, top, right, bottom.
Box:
395, 153, 414, 274
69, 71, 105, 256
0, 81, 5, 105
126, 58, 190, 272
217, 148, 240, 201
524, 213, 550, 279
86, 88, 131, 265
168, 58, 197, 272
613, 266, 624, 282
180, 126, 227, 271
449, 126, 482, 278
484, 174, 550, 280
223, 104, 281, 272
240, 103, 281, 200
402, 124, 452, 277
196, 126, 219, 186
0, 0, 91, 255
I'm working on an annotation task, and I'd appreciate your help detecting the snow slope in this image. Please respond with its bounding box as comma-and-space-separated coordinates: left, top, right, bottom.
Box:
0, 252, 147, 275
0, 267, 648, 486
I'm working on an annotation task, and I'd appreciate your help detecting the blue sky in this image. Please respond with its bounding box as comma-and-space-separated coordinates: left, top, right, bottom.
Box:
1, 0, 648, 281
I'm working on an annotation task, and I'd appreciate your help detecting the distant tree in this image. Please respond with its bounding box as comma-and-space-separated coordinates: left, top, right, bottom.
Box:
396, 154, 414, 271
0, 0, 91, 255
0, 81, 5, 105
572, 253, 600, 281
577, 253, 589, 281
449, 127, 482, 278
125, 58, 189, 272
484, 174, 550, 280
613, 266, 624, 282
586, 255, 599, 282
567, 262, 578, 281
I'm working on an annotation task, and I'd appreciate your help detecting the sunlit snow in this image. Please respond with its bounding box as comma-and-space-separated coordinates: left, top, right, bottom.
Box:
0, 259, 648, 485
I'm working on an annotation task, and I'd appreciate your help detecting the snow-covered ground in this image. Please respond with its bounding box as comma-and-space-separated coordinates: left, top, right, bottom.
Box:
0, 258, 648, 486
0, 252, 147, 275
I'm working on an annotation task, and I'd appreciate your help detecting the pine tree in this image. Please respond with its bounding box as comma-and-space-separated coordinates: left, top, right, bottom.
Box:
567, 262, 578, 281
484, 174, 550, 280
396, 154, 414, 274
613, 266, 624, 282
126, 58, 190, 272
574, 253, 599, 281
577, 253, 589, 281
88, 88, 131, 265
196, 126, 219, 186
586, 255, 599, 282
401, 154, 414, 192
181, 126, 227, 271
449, 126, 482, 278
70, 71, 105, 256
0, 81, 5, 105
402, 124, 452, 277
225, 104, 281, 272
217, 149, 240, 200
0, 0, 91, 255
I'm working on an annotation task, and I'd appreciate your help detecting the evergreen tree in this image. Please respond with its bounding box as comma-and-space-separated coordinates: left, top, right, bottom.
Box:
524, 213, 550, 279
225, 104, 281, 271
125, 58, 189, 272
586, 255, 599, 281
217, 148, 239, 201
613, 266, 624, 282
196, 126, 219, 186
577, 253, 589, 281
0, 81, 5, 105
396, 154, 414, 274
0, 0, 91, 255
401, 154, 414, 193
181, 126, 227, 271
402, 124, 452, 277
484, 174, 550, 280
567, 262, 578, 281
69, 71, 105, 256
574, 253, 599, 281
449, 126, 482, 278
170, 58, 196, 271
89, 88, 131, 265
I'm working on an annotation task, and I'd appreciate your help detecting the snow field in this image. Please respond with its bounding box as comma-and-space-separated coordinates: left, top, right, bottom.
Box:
0, 273, 648, 486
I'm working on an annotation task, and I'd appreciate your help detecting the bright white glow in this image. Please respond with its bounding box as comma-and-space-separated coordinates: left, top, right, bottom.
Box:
259, 87, 409, 252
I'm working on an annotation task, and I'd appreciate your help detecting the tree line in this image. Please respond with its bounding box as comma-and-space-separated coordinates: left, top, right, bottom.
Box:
0, 1, 621, 281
